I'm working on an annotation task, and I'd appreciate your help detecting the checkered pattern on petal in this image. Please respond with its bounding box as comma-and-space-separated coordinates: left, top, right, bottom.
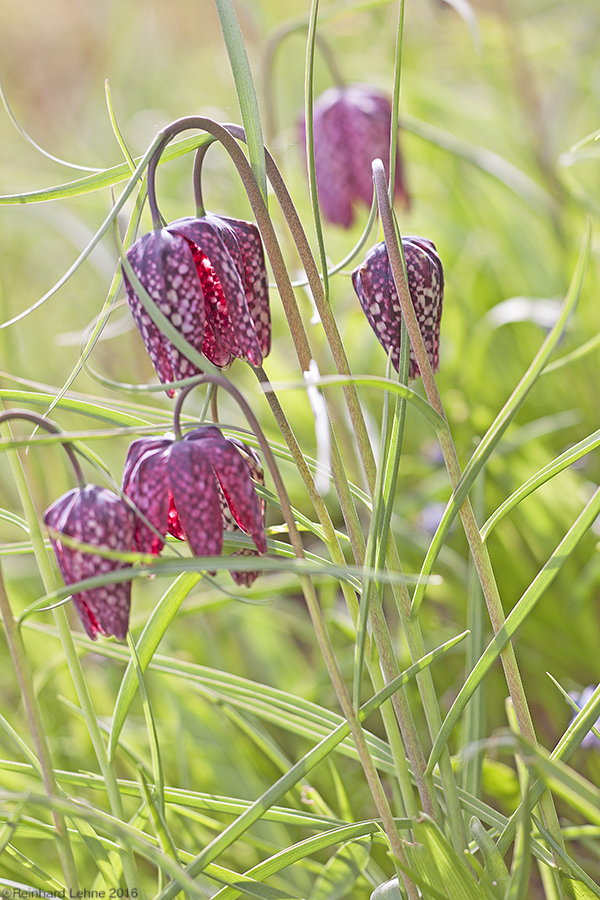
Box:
169, 217, 263, 367
402, 236, 444, 377
186, 428, 267, 554
352, 237, 443, 379
167, 440, 224, 558
123, 230, 206, 392
303, 85, 410, 229
309, 89, 354, 228
122, 438, 171, 554
214, 216, 271, 358
44, 486, 135, 640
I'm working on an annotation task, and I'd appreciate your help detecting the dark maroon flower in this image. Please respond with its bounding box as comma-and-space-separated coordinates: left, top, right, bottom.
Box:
44, 485, 136, 640
301, 84, 410, 229
220, 439, 266, 587
352, 236, 444, 379
123, 215, 270, 393
122, 426, 267, 581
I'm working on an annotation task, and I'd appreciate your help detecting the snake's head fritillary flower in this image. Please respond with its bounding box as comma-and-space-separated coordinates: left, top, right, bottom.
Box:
301, 84, 410, 229
123, 216, 270, 394
352, 236, 444, 379
44, 485, 135, 640
168, 214, 270, 367
122, 426, 267, 582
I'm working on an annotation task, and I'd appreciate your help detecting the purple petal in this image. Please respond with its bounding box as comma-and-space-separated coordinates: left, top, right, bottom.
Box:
44, 486, 135, 640
402, 236, 444, 377
352, 242, 402, 370
167, 441, 223, 558
168, 217, 263, 367
208, 215, 271, 358
352, 238, 443, 379
122, 439, 171, 554
229, 549, 262, 587
311, 88, 355, 228
186, 429, 267, 554
303, 84, 410, 229
124, 230, 206, 391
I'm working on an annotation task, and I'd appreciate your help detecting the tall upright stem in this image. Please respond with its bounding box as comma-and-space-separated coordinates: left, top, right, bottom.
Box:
372, 159, 566, 859
0, 413, 141, 890
0, 560, 78, 890
172, 375, 414, 890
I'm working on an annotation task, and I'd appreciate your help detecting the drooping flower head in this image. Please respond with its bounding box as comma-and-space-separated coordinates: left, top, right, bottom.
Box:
301, 84, 410, 229
123, 213, 270, 394
352, 236, 444, 379
122, 426, 267, 583
44, 485, 135, 640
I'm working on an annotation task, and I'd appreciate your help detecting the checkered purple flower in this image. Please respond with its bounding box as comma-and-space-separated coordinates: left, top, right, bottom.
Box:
122, 426, 267, 582
123, 214, 270, 393
44, 485, 135, 640
301, 84, 410, 229
352, 236, 444, 379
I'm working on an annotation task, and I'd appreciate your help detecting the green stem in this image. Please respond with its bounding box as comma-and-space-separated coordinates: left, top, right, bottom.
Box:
246, 126, 461, 839
174, 375, 410, 879
0, 559, 78, 889
256, 366, 434, 822
372, 160, 567, 861
304, 0, 330, 301
389, 0, 405, 201
1, 415, 141, 891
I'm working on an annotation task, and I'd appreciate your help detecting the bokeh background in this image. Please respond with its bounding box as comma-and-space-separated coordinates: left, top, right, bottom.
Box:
1, 0, 600, 893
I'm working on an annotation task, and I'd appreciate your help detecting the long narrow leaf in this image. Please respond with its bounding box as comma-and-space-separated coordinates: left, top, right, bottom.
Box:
427, 483, 600, 772
213, 0, 267, 202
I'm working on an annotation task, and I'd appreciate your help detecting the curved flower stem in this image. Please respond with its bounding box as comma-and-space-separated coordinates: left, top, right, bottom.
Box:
255, 366, 433, 819
216, 124, 437, 822
372, 159, 567, 862
224, 122, 378, 489
144, 116, 314, 369
183, 120, 437, 823
0, 409, 86, 489
262, 21, 344, 143
192, 141, 211, 218
172, 374, 411, 881
0, 410, 141, 890
0, 559, 78, 890
145, 118, 434, 846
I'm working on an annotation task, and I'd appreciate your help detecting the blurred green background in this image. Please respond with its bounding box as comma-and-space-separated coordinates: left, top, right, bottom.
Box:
0, 0, 600, 894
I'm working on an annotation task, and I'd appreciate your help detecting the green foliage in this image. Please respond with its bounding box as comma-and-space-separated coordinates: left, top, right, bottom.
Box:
0, 0, 600, 897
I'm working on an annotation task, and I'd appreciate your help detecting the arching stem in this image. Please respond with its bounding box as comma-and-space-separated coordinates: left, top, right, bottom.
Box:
0, 410, 86, 489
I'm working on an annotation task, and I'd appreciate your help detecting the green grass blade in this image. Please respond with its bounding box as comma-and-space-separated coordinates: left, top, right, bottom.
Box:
149, 634, 468, 900
212, 825, 387, 900
213, 0, 267, 202
265, 374, 446, 433
469, 817, 509, 899
504, 780, 532, 900
481, 427, 600, 540
309, 836, 372, 900
427, 483, 600, 773
410, 218, 591, 617
109, 572, 203, 758
0, 133, 213, 204
126, 633, 165, 816
412, 815, 487, 900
